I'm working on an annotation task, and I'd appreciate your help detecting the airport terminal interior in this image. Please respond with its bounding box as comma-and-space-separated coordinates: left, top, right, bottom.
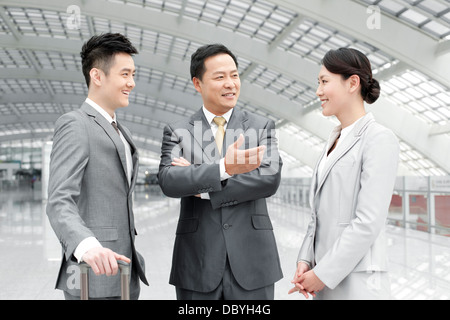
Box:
0, 0, 450, 300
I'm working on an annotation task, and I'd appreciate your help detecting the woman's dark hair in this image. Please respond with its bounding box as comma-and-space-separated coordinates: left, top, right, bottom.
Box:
190, 43, 239, 81
80, 33, 138, 88
322, 48, 380, 104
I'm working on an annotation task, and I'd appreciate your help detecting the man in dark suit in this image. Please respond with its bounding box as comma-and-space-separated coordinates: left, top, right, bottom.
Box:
46, 33, 148, 299
158, 44, 283, 299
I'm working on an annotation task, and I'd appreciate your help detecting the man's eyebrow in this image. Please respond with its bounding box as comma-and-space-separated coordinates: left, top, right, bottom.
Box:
212, 69, 238, 75
120, 67, 136, 73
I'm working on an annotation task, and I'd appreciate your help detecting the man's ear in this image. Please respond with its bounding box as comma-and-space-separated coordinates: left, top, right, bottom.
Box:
192, 77, 202, 94
89, 68, 103, 87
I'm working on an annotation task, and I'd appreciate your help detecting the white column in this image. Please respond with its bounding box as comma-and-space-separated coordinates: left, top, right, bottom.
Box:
41, 141, 52, 200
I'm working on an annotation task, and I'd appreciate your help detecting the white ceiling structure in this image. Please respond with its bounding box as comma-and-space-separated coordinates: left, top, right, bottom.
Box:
0, 0, 449, 176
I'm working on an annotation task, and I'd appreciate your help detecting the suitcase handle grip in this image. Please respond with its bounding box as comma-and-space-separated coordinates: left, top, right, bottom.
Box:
79, 260, 130, 300
79, 260, 130, 273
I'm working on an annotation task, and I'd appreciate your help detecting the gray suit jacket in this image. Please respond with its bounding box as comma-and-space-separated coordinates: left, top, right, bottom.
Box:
158, 107, 283, 292
297, 113, 399, 290
46, 102, 148, 298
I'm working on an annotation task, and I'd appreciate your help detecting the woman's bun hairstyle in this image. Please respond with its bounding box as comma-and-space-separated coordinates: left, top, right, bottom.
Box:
322, 48, 380, 104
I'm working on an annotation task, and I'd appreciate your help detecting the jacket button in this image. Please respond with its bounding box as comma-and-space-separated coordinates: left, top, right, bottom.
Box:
223, 223, 230, 230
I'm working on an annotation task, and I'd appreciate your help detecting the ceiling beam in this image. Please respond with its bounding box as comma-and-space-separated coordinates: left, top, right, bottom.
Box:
0, 59, 310, 134
436, 39, 450, 56
367, 97, 450, 173
272, 0, 450, 88
3, 63, 449, 173
0, 0, 320, 87
1, 0, 449, 173
268, 14, 304, 52
429, 122, 450, 136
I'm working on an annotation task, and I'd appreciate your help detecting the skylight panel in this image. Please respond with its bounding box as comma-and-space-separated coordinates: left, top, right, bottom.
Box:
204, 2, 224, 14
436, 92, 450, 104
407, 101, 427, 113
328, 35, 351, 47
242, 14, 262, 25
419, 82, 439, 94
270, 11, 292, 25
309, 27, 330, 40
423, 110, 442, 122
437, 107, 450, 118
393, 92, 411, 103
417, 0, 449, 15
229, 0, 250, 11
249, 5, 270, 17
378, 0, 406, 15
400, 9, 429, 26
390, 77, 409, 90
422, 20, 450, 37
401, 71, 423, 85
381, 82, 395, 95
263, 21, 283, 34
444, 11, 450, 24
367, 53, 387, 67
405, 87, 425, 99
0, 104, 13, 116
164, 1, 183, 13
422, 96, 441, 108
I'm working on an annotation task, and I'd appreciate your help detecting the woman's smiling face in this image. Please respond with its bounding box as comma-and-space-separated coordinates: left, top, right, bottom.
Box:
316, 65, 351, 118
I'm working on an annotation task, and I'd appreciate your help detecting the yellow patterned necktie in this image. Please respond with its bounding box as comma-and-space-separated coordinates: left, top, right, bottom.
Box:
213, 116, 226, 155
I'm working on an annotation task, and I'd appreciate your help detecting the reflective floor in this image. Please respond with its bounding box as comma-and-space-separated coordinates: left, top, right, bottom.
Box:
0, 185, 449, 300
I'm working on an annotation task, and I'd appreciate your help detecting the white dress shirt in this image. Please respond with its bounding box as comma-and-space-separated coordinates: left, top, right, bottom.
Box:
73, 98, 134, 262
317, 116, 364, 181
200, 106, 233, 199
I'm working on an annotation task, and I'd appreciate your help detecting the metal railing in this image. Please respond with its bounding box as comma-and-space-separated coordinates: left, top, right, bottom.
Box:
273, 177, 450, 237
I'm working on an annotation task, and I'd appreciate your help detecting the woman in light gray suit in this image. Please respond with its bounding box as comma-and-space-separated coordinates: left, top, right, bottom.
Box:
289, 48, 399, 300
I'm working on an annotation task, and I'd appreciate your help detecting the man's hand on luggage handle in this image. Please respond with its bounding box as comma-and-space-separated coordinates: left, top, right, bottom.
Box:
82, 247, 131, 276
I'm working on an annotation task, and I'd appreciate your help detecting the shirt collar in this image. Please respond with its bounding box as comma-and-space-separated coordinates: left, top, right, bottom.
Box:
202, 106, 233, 125
326, 115, 365, 151
85, 98, 116, 123
339, 115, 365, 142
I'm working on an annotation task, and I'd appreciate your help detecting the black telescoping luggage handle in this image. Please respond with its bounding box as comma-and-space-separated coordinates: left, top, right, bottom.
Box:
79, 260, 130, 300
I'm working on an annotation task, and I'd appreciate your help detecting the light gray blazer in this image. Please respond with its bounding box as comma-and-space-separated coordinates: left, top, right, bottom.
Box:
158, 107, 283, 292
46, 102, 148, 298
297, 113, 399, 290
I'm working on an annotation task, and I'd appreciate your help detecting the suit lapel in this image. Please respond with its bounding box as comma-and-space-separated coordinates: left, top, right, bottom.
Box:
117, 122, 139, 190
187, 107, 248, 163
223, 108, 248, 153
315, 133, 360, 197
309, 147, 326, 209
314, 113, 375, 198
188, 108, 215, 162
81, 103, 129, 184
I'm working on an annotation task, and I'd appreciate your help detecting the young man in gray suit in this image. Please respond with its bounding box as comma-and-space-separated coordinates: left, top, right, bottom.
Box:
46, 33, 148, 300
158, 44, 283, 300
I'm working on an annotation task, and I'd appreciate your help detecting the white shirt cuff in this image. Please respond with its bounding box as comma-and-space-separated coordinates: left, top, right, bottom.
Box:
200, 159, 232, 200
73, 236, 102, 263
219, 158, 232, 181
200, 193, 210, 200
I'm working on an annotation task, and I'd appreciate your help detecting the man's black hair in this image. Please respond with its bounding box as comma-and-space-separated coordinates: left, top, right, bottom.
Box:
190, 43, 238, 81
80, 33, 138, 88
